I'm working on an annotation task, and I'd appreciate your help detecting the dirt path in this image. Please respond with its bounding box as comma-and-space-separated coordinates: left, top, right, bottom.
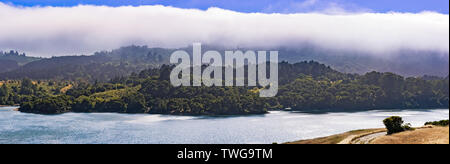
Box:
337, 135, 358, 144
290, 126, 445, 144
351, 132, 386, 144
337, 130, 386, 144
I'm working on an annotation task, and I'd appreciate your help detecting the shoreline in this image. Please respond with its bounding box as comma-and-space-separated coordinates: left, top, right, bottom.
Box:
0, 105, 19, 107
13, 107, 449, 116
284, 128, 385, 144
0, 105, 19, 111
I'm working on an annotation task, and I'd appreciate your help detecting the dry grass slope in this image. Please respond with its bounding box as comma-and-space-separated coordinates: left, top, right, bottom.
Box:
286, 126, 449, 144
285, 129, 383, 144
372, 126, 449, 144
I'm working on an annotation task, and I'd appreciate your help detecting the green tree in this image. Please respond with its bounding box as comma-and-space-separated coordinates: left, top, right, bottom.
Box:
19, 78, 36, 95
0, 84, 9, 104
383, 116, 405, 135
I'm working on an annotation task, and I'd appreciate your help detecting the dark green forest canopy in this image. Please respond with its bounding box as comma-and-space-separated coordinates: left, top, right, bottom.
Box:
1, 61, 448, 115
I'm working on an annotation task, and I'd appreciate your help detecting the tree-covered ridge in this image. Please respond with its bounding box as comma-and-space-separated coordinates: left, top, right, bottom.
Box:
0, 46, 174, 81
0, 79, 73, 105
2, 61, 447, 115
0, 51, 41, 73
0, 50, 40, 66
277, 72, 449, 111
1, 45, 448, 82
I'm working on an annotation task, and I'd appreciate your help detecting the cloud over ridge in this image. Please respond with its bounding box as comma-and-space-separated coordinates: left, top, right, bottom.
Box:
0, 2, 448, 57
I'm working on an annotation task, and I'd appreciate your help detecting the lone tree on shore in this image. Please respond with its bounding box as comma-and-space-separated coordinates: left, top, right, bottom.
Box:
383, 116, 405, 135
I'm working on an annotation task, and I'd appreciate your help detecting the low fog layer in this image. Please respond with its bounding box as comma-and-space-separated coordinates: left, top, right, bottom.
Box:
0, 3, 448, 57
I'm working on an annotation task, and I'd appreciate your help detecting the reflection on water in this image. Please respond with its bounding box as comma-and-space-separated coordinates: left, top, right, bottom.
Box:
0, 106, 448, 144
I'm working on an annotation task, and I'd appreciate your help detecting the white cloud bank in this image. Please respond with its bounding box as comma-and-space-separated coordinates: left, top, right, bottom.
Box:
0, 3, 448, 57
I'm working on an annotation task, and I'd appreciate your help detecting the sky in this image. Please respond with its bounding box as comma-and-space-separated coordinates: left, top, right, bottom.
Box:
1, 0, 449, 14
0, 0, 448, 57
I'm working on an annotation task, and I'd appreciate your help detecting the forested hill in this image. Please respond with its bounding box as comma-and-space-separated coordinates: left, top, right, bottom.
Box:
0, 51, 40, 73
0, 46, 173, 81
0, 59, 19, 73
0, 51, 40, 66
1, 45, 448, 81
1, 61, 447, 115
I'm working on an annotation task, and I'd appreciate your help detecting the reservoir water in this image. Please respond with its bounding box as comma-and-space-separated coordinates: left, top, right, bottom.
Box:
0, 106, 448, 144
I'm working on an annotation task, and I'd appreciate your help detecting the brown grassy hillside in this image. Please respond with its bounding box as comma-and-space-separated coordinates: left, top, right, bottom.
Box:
372, 126, 449, 144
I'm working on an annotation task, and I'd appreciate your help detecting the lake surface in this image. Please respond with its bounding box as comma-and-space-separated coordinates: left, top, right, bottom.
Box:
0, 106, 448, 144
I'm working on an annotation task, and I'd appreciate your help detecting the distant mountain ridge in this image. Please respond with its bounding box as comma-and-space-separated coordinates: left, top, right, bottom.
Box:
0, 51, 41, 73
0, 46, 174, 81
0, 50, 41, 66
0, 45, 448, 81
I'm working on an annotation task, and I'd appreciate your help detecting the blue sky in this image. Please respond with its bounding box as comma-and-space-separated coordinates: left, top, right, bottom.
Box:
1, 0, 448, 14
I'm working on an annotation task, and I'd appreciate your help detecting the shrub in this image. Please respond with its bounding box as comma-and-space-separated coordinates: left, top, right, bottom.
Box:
424, 120, 449, 126
383, 116, 406, 135
401, 123, 414, 131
